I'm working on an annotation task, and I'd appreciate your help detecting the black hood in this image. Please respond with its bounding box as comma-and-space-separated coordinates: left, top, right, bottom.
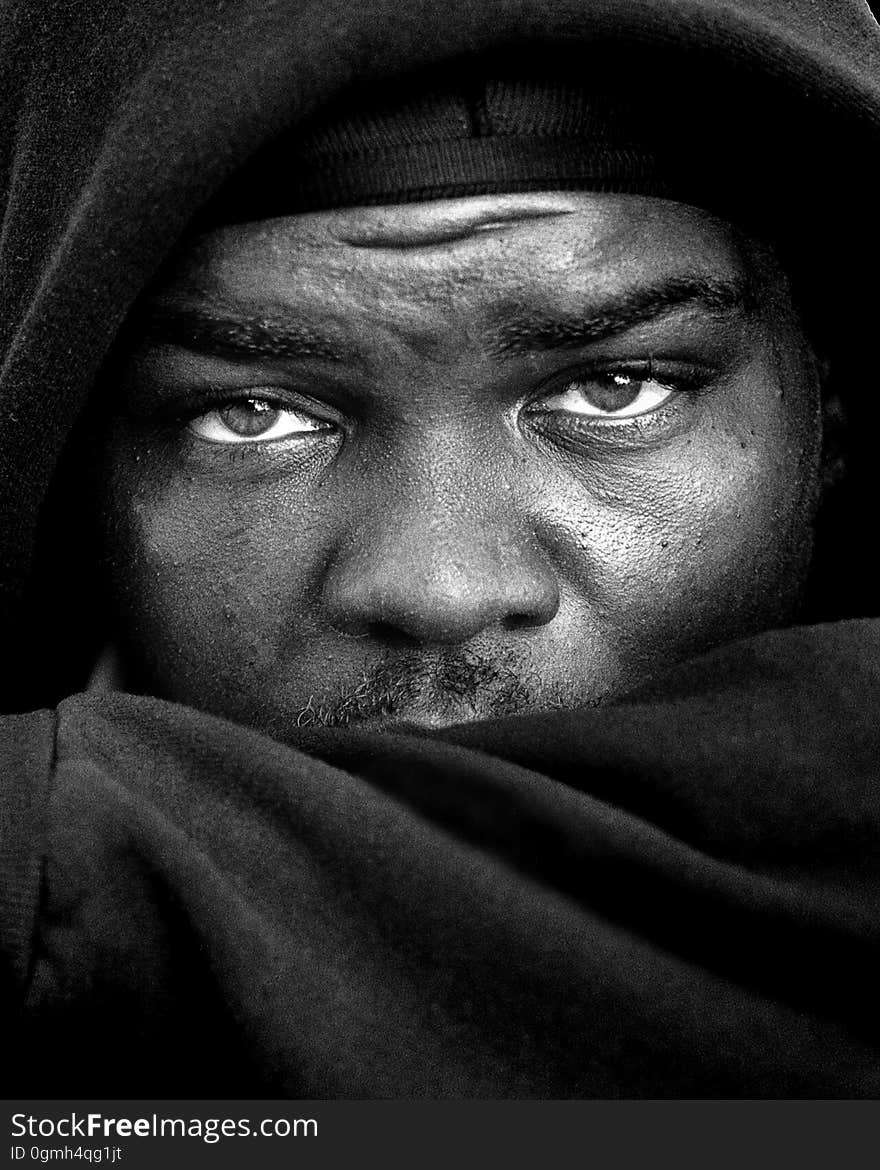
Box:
1, 0, 879, 709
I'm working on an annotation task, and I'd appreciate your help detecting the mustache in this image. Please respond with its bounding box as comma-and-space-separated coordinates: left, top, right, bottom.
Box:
292, 650, 544, 728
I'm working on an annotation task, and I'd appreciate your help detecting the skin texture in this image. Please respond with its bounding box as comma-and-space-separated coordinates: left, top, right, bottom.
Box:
97, 192, 823, 733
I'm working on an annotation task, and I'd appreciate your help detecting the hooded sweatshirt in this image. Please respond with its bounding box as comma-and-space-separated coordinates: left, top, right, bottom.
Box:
2, 0, 880, 1098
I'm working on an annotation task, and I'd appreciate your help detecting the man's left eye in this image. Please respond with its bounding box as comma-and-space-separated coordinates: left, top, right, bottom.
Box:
535, 371, 677, 419
187, 398, 329, 443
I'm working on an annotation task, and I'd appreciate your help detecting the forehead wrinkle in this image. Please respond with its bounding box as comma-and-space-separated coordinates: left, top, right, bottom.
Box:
335, 210, 578, 249
327, 196, 582, 248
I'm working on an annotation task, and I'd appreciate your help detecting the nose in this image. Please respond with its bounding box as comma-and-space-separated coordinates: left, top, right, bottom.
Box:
322, 487, 560, 645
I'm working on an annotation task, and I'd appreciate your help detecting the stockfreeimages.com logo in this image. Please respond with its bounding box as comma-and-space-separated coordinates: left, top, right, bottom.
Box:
11, 1112, 317, 1145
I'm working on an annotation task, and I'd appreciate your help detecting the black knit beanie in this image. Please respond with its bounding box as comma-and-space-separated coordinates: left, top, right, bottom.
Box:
201, 71, 707, 224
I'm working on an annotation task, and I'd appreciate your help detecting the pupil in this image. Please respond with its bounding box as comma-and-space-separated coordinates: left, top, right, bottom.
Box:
219, 399, 279, 437
582, 374, 643, 413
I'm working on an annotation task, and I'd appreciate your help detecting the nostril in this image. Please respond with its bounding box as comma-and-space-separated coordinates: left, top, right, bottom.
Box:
503, 609, 552, 632
500, 572, 561, 631
355, 622, 423, 649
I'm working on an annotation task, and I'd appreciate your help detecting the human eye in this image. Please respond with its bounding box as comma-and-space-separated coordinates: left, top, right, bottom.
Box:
531, 363, 692, 421
522, 358, 716, 445
187, 394, 334, 444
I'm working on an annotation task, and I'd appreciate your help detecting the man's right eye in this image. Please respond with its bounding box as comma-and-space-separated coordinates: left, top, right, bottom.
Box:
187, 397, 332, 444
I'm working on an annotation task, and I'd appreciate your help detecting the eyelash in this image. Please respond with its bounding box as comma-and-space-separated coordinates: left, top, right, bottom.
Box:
167, 388, 337, 440
523, 358, 713, 419
174, 388, 325, 421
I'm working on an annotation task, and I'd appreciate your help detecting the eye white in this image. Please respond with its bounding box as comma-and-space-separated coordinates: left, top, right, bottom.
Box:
188, 401, 327, 444
540, 374, 676, 419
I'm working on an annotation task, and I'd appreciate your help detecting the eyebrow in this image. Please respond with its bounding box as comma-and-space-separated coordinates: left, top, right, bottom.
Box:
137, 273, 754, 367
139, 304, 347, 363
486, 274, 756, 358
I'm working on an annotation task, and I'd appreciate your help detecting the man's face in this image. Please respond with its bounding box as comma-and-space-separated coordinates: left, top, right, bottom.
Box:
99, 192, 821, 733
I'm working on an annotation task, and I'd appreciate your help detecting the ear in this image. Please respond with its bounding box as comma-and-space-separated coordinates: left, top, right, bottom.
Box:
818, 358, 846, 495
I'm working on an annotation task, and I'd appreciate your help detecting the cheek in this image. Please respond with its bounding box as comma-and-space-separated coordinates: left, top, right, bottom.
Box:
542, 392, 820, 661
103, 458, 329, 702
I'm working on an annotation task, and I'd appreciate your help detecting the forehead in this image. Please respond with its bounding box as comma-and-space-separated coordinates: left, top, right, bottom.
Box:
161, 193, 759, 319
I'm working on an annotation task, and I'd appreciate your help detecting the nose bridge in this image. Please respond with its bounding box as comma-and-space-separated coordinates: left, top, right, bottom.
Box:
322, 442, 560, 642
